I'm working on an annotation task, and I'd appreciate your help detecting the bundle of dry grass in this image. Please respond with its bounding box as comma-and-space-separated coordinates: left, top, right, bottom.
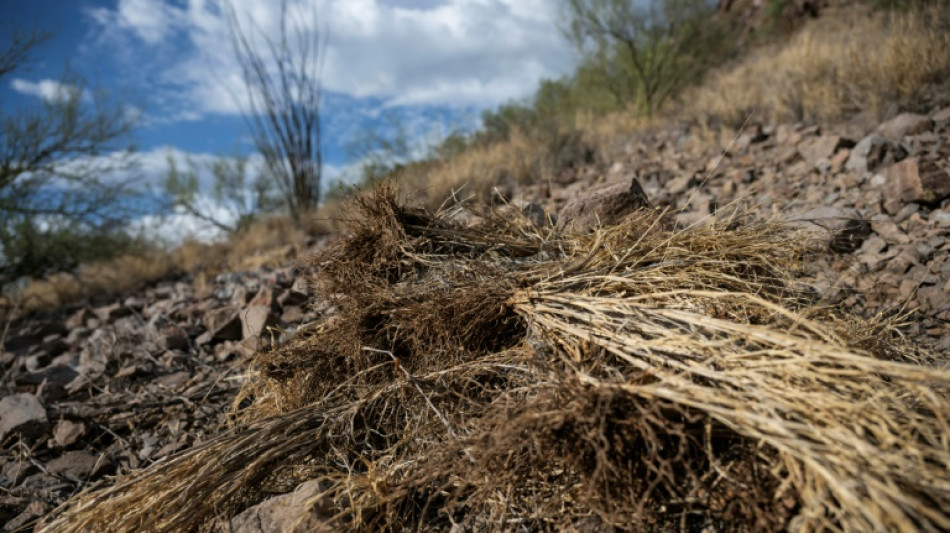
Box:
41, 185, 950, 532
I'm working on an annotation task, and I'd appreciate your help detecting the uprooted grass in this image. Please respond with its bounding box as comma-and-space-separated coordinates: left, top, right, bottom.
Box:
41, 185, 950, 532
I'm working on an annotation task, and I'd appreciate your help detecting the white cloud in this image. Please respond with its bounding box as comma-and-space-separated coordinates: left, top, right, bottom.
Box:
10, 79, 88, 103
87, 0, 577, 118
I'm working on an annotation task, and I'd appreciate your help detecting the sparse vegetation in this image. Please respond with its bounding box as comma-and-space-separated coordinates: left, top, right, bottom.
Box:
683, 3, 950, 127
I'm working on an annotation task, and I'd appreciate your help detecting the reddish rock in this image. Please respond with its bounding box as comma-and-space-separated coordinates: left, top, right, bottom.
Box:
797, 135, 852, 166
881, 157, 950, 213
846, 135, 904, 174
877, 112, 934, 140
830, 148, 851, 174
556, 177, 651, 234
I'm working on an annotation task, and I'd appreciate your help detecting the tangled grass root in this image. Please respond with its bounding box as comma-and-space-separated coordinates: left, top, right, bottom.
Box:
42, 185, 950, 533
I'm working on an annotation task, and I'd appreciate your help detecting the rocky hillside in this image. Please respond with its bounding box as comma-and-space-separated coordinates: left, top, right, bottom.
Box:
3, 45, 950, 531
2, 101, 947, 530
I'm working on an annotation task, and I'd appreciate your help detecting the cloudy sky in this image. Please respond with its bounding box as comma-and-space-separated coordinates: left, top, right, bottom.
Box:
2, 0, 576, 184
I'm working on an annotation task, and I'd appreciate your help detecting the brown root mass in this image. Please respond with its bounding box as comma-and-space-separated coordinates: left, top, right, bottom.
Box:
41, 185, 950, 532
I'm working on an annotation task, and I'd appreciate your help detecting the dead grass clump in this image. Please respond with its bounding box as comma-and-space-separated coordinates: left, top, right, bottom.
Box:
683, 4, 950, 127
41, 186, 950, 532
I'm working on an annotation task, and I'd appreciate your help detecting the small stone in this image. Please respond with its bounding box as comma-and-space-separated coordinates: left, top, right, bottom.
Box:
154, 371, 191, 389
797, 135, 852, 166
931, 210, 950, 227
52, 420, 86, 448
0, 394, 48, 441
45, 450, 112, 481
1, 459, 37, 487
830, 149, 851, 174
281, 306, 306, 324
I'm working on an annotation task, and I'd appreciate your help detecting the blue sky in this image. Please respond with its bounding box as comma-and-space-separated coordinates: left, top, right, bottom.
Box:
2, 0, 575, 178
1, 0, 577, 238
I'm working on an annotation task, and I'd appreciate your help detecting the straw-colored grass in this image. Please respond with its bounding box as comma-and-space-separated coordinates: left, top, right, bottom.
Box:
40, 187, 950, 532
682, 4, 950, 127
3, 204, 342, 315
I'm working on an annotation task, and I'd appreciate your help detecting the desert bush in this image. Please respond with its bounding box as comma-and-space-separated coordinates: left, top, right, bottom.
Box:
563, 0, 734, 117
0, 27, 143, 289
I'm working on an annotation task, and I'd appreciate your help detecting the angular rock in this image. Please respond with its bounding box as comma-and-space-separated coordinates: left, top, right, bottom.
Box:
241, 305, 277, 343
1, 459, 37, 487
2, 500, 48, 532
45, 450, 112, 481
877, 112, 933, 140
846, 135, 904, 174
52, 419, 86, 448
202, 307, 243, 343
556, 177, 651, 234
0, 393, 48, 441
881, 157, 950, 213
797, 135, 852, 166
224, 479, 335, 533
281, 305, 306, 324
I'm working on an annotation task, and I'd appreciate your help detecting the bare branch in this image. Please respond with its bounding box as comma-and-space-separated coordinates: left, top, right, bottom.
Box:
226, 0, 326, 224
